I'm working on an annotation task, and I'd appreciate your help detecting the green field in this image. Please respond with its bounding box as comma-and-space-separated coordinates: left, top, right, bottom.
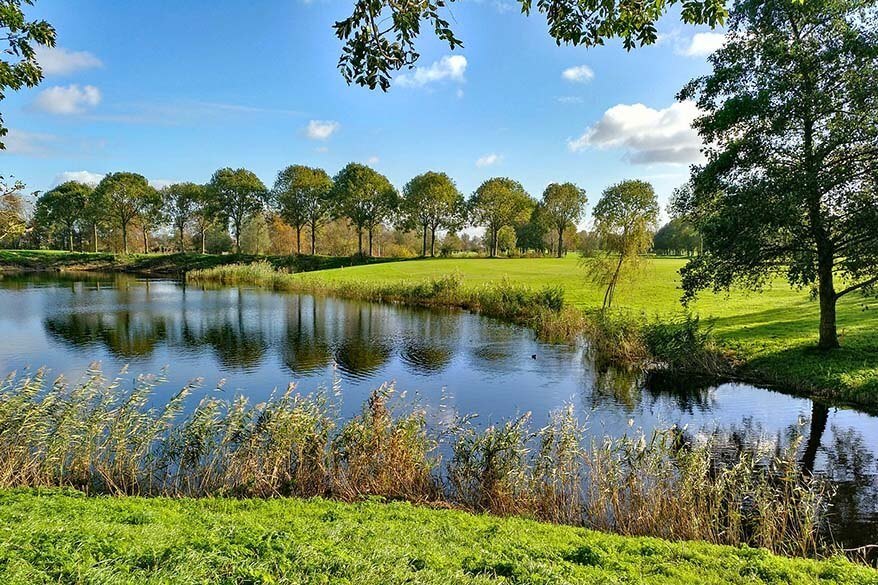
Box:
0, 489, 873, 584
293, 256, 878, 406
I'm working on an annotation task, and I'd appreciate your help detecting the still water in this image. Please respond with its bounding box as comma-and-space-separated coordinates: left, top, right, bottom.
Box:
0, 272, 876, 550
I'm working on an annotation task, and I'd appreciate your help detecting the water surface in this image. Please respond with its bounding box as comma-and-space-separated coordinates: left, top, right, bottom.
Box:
1, 272, 875, 551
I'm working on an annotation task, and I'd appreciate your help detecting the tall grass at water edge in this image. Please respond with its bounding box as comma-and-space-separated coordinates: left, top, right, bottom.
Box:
0, 366, 833, 560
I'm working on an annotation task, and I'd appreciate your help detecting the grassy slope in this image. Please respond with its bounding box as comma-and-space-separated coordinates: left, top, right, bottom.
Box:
0, 490, 874, 585
0, 250, 394, 275
295, 257, 878, 404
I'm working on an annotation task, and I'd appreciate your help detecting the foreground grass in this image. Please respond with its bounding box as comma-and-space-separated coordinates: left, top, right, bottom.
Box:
0, 249, 394, 276
191, 256, 878, 407
0, 490, 873, 585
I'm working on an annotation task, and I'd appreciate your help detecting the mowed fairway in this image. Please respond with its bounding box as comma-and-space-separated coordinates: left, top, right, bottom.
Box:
299, 256, 878, 404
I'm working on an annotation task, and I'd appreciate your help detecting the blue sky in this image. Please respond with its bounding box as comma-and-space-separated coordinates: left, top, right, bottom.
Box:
1, 0, 724, 224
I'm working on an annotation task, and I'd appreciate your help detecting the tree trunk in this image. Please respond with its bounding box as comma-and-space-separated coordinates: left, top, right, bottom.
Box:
311, 221, 317, 255
296, 227, 301, 255
93, 224, 98, 253
234, 222, 241, 254
200, 229, 206, 254
368, 228, 374, 257
603, 253, 625, 310
122, 222, 129, 254
422, 224, 428, 257
357, 228, 363, 256
142, 229, 149, 254
817, 256, 839, 349
430, 227, 437, 257
557, 225, 564, 258
68, 229, 74, 252
179, 225, 186, 253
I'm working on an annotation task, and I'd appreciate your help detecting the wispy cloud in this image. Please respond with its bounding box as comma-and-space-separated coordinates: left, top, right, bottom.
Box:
568, 101, 704, 164
35, 46, 102, 76
32, 85, 101, 115
305, 120, 340, 141
476, 153, 502, 167
52, 170, 104, 187
397, 55, 467, 88
561, 65, 594, 83
2, 129, 60, 156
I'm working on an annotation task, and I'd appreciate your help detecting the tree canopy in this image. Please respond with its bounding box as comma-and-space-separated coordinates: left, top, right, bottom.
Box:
0, 175, 27, 244
273, 165, 334, 255
207, 168, 268, 254
678, 0, 878, 349
332, 163, 398, 257
163, 182, 204, 252
400, 171, 465, 257
334, 0, 728, 90
0, 0, 56, 149
542, 182, 587, 258
33, 181, 91, 251
470, 178, 533, 258
93, 172, 155, 254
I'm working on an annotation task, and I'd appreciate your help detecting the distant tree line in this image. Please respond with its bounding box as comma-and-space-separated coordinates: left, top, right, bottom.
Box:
9, 164, 594, 259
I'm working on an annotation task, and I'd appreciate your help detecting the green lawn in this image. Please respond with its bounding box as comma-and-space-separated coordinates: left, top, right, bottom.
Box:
0, 489, 873, 584
296, 256, 878, 405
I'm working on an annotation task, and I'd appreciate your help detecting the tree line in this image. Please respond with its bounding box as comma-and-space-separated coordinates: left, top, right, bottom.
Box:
9, 164, 597, 259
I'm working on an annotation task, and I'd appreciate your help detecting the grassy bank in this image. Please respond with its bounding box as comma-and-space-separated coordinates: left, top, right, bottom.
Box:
2, 490, 874, 585
0, 249, 397, 276
188, 257, 878, 407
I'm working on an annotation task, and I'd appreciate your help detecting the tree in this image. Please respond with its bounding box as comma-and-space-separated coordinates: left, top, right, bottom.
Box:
191, 186, 216, 254
400, 171, 465, 257
0, 1, 56, 149
588, 180, 658, 309
82, 185, 108, 253
207, 168, 268, 254
469, 178, 533, 258
138, 187, 165, 253
0, 175, 28, 245
93, 172, 154, 254
334, 0, 727, 90
677, 0, 878, 349
273, 165, 333, 255
653, 218, 701, 256
542, 182, 587, 258
332, 163, 398, 257
33, 181, 91, 251
163, 182, 203, 252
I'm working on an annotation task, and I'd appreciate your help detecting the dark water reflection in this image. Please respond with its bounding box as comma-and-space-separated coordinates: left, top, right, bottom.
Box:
0, 272, 876, 552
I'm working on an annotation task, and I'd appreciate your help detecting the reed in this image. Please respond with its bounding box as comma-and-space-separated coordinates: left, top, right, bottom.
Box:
0, 366, 835, 559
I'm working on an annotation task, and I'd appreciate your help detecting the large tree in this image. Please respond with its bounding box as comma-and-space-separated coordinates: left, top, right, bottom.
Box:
400, 171, 465, 257
678, 0, 878, 349
332, 163, 398, 257
207, 168, 268, 254
469, 178, 533, 258
33, 181, 91, 251
541, 182, 587, 258
0, 1, 55, 149
163, 182, 204, 252
0, 175, 27, 245
273, 165, 333, 255
588, 180, 658, 309
93, 172, 154, 254
334, 0, 727, 90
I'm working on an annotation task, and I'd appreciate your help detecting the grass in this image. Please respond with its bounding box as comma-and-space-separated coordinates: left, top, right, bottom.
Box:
0, 249, 395, 276
189, 255, 877, 407
2, 489, 876, 585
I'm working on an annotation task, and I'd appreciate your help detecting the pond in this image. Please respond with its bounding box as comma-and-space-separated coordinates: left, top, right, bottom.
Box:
0, 272, 876, 551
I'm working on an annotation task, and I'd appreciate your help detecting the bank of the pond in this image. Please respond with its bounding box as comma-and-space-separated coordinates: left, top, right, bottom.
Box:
0, 249, 397, 276
187, 259, 878, 409
1, 490, 874, 584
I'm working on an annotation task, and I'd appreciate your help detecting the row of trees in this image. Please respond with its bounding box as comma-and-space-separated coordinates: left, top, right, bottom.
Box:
25, 164, 589, 258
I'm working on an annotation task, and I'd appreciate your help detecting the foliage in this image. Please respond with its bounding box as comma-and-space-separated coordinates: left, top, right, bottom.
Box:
334, 0, 728, 91
162, 182, 204, 252
332, 162, 398, 257
0, 175, 27, 244
400, 171, 465, 257
92, 172, 155, 255
32, 182, 90, 251
206, 168, 268, 254
678, 0, 878, 349
587, 180, 659, 309
0, 0, 55, 148
653, 218, 701, 256
470, 177, 534, 257
273, 164, 334, 254
542, 182, 587, 258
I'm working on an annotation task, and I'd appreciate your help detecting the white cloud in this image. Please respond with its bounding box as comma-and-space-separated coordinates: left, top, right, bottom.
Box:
366, 156, 380, 164
32, 84, 101, 115
680, 32, 726, 57
397, 55, 467, 88
305, 120, 339, 141
149, 179, 175, 190
475, 153, 502, 167
2, 129, 59, 156
561, 65, 594, 83
35, 46, 102, 75
52, 171, 104, 187
568, 101, 704, 165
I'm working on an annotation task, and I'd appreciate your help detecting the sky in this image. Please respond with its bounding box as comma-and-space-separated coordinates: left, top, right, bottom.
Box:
1, 0, 725, 226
